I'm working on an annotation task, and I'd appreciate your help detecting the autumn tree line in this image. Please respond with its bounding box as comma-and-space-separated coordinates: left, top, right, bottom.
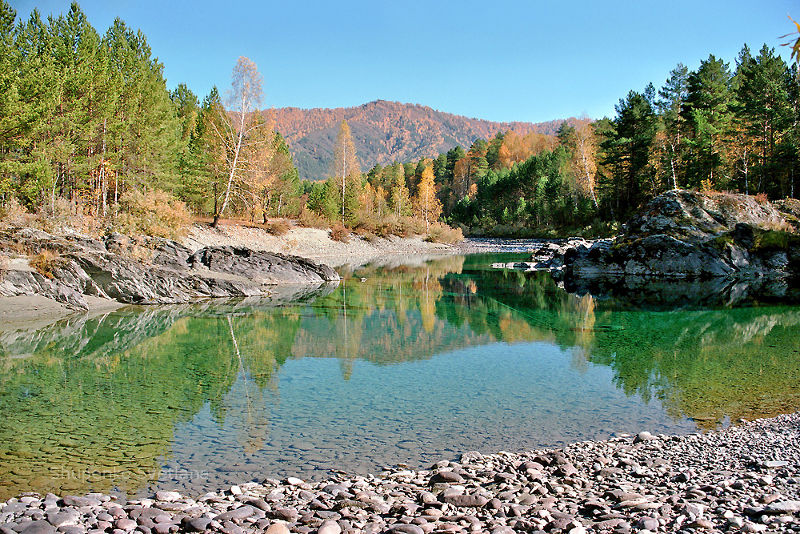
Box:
384, 43, 799, 236
2, 0, 799, 240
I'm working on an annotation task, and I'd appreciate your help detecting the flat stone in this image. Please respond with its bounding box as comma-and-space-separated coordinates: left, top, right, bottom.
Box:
114, 519, 136, 532
766, 501, 800, 514
215, 506, 255, 521
429, 471, 463, 485
264, 524, 290, 534
387, 525, 424, 534
19, 522, 56, 534
182, 517, 211, 532
272, 508, 299, 522
154, 492, 182, 503
47, 511, 80, 528
60, 497, 99, 508
441, 495, 488, 508
317, 520, 341, 534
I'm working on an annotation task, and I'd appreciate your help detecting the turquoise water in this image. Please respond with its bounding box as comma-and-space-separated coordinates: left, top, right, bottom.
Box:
1, 253, 799, 498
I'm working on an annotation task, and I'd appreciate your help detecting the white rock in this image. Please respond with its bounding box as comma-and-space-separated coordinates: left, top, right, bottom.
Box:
155, 491, 182, 502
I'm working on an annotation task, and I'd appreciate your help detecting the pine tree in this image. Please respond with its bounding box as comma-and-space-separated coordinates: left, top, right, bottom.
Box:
681, 55, 734, 189
657, 63, 689, 189
736, 45, 792, 196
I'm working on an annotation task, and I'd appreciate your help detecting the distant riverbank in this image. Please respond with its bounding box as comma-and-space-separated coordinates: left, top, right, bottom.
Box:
0, 222, 471, 327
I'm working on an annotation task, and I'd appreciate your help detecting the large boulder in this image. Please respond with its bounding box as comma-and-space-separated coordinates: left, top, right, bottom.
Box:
561, 190, 800, 285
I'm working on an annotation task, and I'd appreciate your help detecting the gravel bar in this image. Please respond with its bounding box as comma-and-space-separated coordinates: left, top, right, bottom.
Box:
2, 413, 799, 534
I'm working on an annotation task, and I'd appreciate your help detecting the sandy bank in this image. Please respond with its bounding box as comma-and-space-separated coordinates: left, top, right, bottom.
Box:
184, 224, 458, 268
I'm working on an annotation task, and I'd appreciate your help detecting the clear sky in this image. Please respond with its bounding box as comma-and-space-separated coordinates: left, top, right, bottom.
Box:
11, 0, 800, 123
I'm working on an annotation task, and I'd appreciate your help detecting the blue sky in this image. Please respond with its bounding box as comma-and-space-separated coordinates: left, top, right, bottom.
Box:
12, 0, 800, 123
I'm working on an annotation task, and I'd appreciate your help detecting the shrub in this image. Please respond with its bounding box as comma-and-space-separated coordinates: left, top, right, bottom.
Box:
0, 197, 32, 229
425, 222, 464, 244
264, 219, 291, 236
754, 192, 769, 204
297, 207, 329, 229
329, 223, 350, 242
114, 189, 191, 239
30, 249, 64, 279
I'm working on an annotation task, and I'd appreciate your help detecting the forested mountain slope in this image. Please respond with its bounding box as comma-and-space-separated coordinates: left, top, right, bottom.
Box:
266, 100, 565, 179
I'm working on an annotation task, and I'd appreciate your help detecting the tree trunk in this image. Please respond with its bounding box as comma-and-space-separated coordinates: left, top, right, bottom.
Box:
101, 118, 107, 217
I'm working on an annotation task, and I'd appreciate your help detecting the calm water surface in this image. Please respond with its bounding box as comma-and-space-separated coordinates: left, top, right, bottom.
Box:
1, 253, 799, 499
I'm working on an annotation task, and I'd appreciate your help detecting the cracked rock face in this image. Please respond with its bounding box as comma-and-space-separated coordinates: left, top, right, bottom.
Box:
0, 229, 340, 309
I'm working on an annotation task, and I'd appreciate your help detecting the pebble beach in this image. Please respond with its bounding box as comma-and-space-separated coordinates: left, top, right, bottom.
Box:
2, 413, 799, 534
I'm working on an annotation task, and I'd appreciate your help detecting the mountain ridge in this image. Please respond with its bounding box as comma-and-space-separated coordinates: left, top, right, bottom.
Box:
264, 100, 567, 180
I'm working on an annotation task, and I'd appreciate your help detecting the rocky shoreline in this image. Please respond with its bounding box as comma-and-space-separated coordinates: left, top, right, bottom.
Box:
2, 413, 798, 534
0, 228, 339, 311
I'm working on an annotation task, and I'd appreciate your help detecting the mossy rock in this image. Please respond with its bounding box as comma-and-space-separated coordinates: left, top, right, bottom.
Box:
752, 228, 800, 251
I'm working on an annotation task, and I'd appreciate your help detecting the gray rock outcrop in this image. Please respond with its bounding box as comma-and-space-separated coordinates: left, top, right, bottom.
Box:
0, 229, 340, 310
560, 191, 800, 287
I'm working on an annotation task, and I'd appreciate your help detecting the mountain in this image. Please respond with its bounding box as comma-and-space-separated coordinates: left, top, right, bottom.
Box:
264, 100, 566, 180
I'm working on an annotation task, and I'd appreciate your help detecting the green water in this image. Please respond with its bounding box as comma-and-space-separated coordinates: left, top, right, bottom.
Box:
1, 253, 799, 499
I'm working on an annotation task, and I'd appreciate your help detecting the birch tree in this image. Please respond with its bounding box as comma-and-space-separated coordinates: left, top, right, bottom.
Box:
210, 56, 264, 227
571, 118, 599, 208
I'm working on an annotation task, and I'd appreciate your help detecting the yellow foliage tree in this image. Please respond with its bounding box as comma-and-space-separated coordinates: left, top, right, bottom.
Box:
412, 164, 442, 231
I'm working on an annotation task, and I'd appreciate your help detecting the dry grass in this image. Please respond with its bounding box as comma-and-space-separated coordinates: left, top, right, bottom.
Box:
763, 219, 794, 233
264, 219, 291, 236
0, 253, 8, 281
297, 208, 330, 229
114, 189, 191, 239
0, 197, 33, 229
29, 249, 64, 279
425, 223, 464, 244
329, 223, 350, 242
